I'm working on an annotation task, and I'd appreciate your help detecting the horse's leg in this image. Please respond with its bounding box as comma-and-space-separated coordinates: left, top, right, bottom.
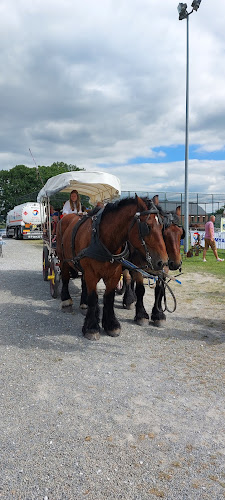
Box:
122, 269, 136, 310
134, 271, 149, 326
102, 269, 121, 336
151, 279, 166, 326
102, 288, 121, 336
61, 262, 73, 311
82, 288, 100, 341
81, 267, 100, 340
80, 274, 88, 310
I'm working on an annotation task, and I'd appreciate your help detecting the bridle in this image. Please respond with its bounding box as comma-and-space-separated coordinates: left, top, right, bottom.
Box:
128, 201, 163, 269
161, 211, 185, 239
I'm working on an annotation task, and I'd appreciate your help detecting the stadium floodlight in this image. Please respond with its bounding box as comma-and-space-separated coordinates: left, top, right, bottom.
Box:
177, 3, 188, 20
177, 0, 203, 253
191, 0, 202, 11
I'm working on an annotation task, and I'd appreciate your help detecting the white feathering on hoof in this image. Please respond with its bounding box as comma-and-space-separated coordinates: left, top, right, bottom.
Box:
61, 298, 73, 308
80, 303, 88, 310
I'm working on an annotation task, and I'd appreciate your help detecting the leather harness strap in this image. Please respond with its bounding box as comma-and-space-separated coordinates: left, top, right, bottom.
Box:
71, 209, 129, 267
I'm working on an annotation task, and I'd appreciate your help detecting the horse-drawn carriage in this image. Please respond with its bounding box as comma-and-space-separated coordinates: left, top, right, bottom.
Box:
37, 170, 121, 298
38, 173, 183, 341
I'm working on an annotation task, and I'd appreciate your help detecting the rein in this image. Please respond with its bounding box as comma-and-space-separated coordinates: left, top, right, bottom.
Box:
118, 257, 181, 313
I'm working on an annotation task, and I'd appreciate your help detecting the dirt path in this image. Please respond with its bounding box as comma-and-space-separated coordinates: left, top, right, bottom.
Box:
0, 239, 224, 499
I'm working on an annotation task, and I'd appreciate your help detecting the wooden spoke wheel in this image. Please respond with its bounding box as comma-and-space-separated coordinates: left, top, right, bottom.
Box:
48, 259, 60, 298
42, 246, 49, 281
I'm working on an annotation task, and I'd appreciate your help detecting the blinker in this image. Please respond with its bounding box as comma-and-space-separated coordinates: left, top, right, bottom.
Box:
139, 221, 150, 238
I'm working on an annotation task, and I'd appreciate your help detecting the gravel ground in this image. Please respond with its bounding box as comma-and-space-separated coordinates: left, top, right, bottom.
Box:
0, 239, 225, 500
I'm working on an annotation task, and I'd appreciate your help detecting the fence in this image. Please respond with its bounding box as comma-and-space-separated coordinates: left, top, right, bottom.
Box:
1, 190, 225, 227
121, 191, 225, 227
121, 191, 225, 214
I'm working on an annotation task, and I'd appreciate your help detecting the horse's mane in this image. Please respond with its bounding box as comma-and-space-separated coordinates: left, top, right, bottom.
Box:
101, 197, 137, 218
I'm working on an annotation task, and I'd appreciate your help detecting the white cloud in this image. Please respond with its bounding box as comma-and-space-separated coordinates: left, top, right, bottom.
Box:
0, 0, 225, 195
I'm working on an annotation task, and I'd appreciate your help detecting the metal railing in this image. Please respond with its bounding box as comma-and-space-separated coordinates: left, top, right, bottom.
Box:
121, 191, 225, 217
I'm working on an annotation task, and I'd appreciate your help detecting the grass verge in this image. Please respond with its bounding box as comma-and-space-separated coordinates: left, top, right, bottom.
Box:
181, 246, 225, 279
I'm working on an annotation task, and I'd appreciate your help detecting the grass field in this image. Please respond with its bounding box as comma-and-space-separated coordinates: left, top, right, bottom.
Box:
181, 246, 225, 278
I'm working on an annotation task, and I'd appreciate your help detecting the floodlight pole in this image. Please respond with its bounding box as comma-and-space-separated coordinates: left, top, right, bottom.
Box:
178, 1, 202, 253
184, 13, 189, 254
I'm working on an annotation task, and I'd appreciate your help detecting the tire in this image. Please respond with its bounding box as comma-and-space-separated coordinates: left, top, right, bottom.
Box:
6, 228, 13, 238
16, 227, 22, 240
49, 259, 60, 299
42, 246, 49, 281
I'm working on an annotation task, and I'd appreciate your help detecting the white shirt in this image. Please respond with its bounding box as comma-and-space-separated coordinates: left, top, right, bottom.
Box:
62, 200, 82, 215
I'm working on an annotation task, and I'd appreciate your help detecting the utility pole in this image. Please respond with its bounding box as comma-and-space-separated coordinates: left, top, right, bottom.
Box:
29, 148, 44, 185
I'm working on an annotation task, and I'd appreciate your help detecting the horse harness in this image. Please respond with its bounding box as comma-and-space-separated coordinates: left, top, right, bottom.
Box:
161, 211, 185, 239
62, 200, 162, 271
69, 208, 129, 270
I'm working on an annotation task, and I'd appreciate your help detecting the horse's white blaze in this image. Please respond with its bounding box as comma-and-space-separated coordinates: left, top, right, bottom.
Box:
155, 215, 159, 224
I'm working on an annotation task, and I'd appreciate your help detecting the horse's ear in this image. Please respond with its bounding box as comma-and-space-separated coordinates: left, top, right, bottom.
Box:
135, 194, 147, 211
176, 205, 181, 217
153, 195, 159, 206
135, 193, 139, 205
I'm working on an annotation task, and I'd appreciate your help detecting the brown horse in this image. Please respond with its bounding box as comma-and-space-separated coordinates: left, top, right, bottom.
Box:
56, 196, 168, 341
121, 196, 184, 326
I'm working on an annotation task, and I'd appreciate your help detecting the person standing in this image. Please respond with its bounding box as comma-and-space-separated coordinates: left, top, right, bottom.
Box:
62, 190, 82, 215
203, 215, 224, 262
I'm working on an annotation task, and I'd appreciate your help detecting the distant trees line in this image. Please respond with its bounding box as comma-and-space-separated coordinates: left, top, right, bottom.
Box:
0, 162, 82, 220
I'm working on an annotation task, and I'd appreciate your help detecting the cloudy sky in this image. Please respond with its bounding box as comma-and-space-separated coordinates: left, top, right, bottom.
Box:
0, 0, 225, 195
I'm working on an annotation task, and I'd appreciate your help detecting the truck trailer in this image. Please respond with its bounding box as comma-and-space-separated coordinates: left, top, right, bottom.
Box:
6, 202, 44, 239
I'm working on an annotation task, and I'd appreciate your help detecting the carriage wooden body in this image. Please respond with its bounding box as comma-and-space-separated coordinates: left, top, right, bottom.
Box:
37, 171, 121, 297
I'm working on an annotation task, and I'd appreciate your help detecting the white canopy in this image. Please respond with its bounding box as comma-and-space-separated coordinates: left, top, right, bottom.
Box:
37, 171, 121, 204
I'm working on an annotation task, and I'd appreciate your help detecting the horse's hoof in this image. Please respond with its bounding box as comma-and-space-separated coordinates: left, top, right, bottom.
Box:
123, 303, 135, 310
61, 305, 73, 313
80, 303, 88, 315
135, 317, 149, 326
80, 303, 88, 309
61, 298, 73, 308
152, 319, 166, 327
84, 332, 100, 341
106, 329, 121, 337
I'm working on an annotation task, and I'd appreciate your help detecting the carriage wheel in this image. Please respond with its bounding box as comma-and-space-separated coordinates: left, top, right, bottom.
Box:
115, 274, 125, 295
48, 259, 60, 298
42, 246, 49, 281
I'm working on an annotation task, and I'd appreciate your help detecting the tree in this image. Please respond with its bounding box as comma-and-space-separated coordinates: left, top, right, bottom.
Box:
214, 205, 225, 215
0, 162, 82, 220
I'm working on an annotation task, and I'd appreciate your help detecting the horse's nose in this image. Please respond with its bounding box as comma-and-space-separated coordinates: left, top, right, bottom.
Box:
168, 260, 182, 271
157, 259, 168, 270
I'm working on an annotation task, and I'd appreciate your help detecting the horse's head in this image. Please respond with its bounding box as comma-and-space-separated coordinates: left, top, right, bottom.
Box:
153, 197, 184, 271
128, 195, 168, 271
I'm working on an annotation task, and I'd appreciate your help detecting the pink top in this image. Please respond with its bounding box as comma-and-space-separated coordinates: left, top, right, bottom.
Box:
205, 220, 214, 239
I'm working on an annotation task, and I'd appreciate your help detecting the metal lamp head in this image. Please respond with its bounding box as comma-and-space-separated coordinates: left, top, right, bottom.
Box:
191, 0, 202, 11
177, 3, 188, 20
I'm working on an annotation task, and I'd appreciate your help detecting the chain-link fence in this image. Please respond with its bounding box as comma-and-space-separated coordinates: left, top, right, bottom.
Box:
121, 191, 225, 213
121, 191, 225, 229
1, 190, 225, 229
